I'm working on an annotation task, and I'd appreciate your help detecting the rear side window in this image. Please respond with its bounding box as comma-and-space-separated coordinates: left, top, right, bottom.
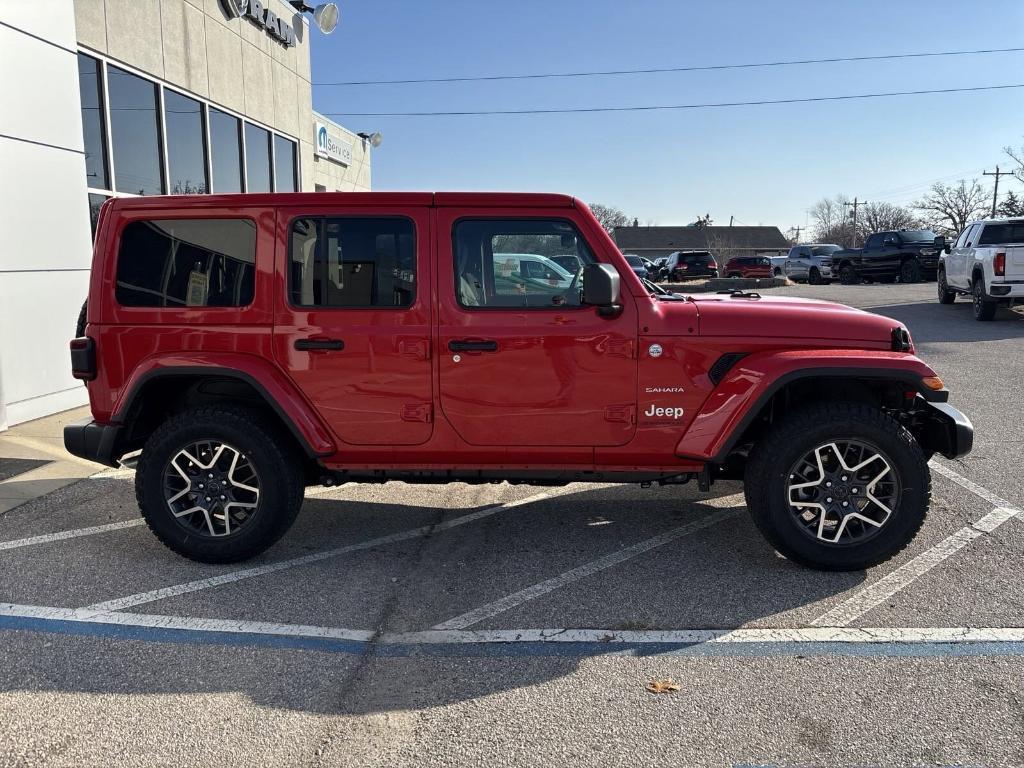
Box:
289, 217, 416, 308
116, 218, 256, 307
979, 222, 1024, 245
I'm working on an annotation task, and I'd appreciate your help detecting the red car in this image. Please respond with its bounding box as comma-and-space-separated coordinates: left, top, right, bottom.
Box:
66, 192, 972, 571
722, 256, 773, 279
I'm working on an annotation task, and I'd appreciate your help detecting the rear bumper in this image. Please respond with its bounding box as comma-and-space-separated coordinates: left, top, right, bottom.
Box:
63, 418, 123, 467
988, 281, 1024, 299
918, 402, 973, 460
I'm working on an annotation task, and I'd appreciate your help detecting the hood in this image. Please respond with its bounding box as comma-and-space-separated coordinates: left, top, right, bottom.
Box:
686, 294, 903, 345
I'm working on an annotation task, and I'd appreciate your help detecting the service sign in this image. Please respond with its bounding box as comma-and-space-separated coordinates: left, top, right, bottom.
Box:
315, 122, 352, 166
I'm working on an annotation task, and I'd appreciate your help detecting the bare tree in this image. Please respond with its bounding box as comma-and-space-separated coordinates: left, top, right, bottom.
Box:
809, 195, 855, 247
913, 179, 990, 237
588, 203, 630, 234
860, 201, 922, 235
692, 213, 713, 229
1005, 139, 1024, 183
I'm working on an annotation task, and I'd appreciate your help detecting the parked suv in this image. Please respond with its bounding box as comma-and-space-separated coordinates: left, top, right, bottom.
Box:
784, 244, 841, 284
721, 256, 772, 279
664, 250, 718, 281
67, 192, 972, 571
938, 218, 1024, 320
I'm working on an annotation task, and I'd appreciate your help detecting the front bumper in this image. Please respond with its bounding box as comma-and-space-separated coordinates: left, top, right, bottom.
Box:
63, 418, 123, 467
918, 402, 974, 459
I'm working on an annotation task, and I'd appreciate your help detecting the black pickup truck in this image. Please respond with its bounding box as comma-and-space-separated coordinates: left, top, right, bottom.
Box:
832, 229, 943, 284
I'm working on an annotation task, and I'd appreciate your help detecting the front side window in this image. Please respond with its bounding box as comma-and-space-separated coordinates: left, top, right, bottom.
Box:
289, 217, 416, 308
107, 65, 163, 195
953, 226, 971, 250
865, 234, 883, 249
116, 219, 256, 307
454, 219, 595, 309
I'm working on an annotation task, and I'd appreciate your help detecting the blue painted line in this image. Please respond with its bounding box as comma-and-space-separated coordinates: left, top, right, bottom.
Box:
4, 614, 1024, 658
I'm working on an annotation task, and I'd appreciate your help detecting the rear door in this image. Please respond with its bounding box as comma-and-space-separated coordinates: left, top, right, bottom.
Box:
436, 208, 638, 447
273, 202, 434, 446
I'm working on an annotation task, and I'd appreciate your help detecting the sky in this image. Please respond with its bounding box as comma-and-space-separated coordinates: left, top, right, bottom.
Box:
308, 0, 1024, 233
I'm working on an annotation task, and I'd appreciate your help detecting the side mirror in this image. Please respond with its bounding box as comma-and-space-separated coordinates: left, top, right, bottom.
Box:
934, 235, 950, 254
582, 263, 622, 317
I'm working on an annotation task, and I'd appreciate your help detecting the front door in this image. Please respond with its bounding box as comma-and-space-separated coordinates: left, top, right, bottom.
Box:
273, 204, 434, 446
436, 210, 638, 447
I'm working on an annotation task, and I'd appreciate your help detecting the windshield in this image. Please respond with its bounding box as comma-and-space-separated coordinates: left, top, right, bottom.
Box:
899, 230, 937, 243
811, 245, 841, 256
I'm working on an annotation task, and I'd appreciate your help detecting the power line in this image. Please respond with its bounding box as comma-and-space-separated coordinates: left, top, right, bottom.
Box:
321, 82, 1024, 117
314, 46, 1024, 86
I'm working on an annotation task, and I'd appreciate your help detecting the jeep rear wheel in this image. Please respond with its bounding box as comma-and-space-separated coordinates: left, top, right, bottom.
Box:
136, 406, 303, 563
838, 265, 858, 285
744, 402, 929, 571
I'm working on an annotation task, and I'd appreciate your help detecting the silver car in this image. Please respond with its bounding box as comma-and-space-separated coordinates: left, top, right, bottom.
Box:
784, 244, 842, 284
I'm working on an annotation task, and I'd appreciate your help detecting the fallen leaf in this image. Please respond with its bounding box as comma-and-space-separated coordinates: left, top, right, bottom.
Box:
646, 678, 681, 694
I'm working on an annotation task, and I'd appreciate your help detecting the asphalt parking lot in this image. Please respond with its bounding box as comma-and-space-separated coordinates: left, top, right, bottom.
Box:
1, 282, 1023, 767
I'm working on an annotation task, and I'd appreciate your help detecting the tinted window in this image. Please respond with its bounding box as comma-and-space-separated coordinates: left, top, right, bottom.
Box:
455, 219, 595, 309
244, 123, 271, 192
625, 255, 643, 267
77, 54, 108, 189
899, 230, 936, 243
965, 224, 982, 247
865, 234, 884, 249
953, 226, 971, 249
979, 222, 1024, 245
274, 136, 297, 192
290, 217, 416, 308
811, 245, 840, 256
107, 65, 163, 195
116, 219, 256, 307
165, 90, 207, 194
209, 109, 242, 193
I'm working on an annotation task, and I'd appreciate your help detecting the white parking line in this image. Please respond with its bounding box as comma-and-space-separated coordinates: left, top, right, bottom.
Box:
5, 602, 1024, 648
85, 490, 559, 612
929, 459, 1017, 509
433, 503, 742, 630
0, 519, 146, 551
813, 464, 1022, 627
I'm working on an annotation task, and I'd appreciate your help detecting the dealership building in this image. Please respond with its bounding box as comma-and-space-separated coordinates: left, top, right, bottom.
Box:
0, 0, 372, 430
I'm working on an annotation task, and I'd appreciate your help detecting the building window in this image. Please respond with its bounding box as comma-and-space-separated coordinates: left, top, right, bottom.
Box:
289, 217, 416, 308
275, 136, 297, 192
78, 54, 108, 190
209, 108, 242, 193
165, 90, 208, 194
107, 65, 163, 195
244, 123, 271, 193
116, 219, 256, 307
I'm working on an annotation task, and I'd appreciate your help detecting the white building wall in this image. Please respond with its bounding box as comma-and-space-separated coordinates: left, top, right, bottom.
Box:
0, 0, 93, 429
312, 113, 373, 192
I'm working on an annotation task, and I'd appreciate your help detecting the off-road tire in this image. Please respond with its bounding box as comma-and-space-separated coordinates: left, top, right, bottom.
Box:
75, 300, 88, 338
808, 267, 822, 285
727, 272, 741, 278
744, 402, 930, 571
136, 406, 304, 563
937, 270, 956, 304
972, 279, 996, 321
838, 265, 858, 285
900, 259, 922, 284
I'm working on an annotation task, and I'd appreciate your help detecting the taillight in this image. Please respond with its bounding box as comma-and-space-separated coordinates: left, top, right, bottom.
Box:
70, 337, 96, 381
709, 261, 718, 269
994, 252, 1006, 276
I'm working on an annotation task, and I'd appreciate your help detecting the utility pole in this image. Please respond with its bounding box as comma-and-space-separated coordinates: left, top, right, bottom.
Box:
729, 215, 734, 227
789, 226, 802, 242
844, 197, 868, 247
983, 166, 1012, 217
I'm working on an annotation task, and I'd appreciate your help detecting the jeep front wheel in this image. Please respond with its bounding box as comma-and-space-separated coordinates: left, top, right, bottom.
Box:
136, 406, 304, 563
744, 402, 929, 571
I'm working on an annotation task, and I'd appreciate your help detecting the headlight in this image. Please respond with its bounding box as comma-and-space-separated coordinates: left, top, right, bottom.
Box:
919, 248, 937, 256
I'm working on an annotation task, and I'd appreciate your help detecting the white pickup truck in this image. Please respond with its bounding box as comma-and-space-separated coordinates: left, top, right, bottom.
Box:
938, 218, 1024, 320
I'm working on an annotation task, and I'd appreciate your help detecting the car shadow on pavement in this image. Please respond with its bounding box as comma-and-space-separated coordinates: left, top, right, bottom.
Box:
0, 480, 869, 715
866, 301, 1024, 343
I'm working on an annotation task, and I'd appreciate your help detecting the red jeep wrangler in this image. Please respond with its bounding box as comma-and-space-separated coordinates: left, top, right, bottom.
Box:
66, 193, 972, 571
